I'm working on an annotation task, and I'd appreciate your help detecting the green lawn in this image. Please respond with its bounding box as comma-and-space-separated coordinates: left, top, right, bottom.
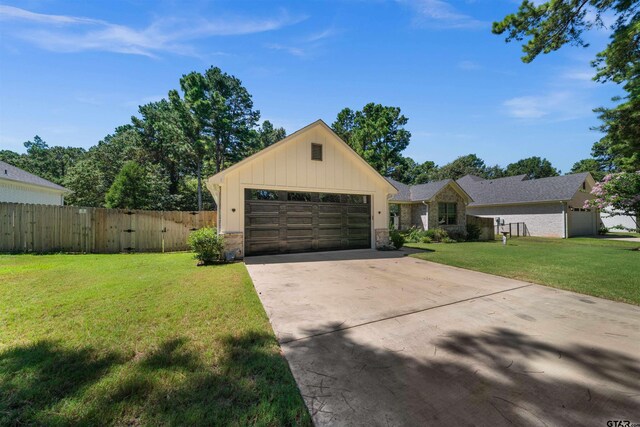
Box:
407, 237, 640, 305
0, 253, 310, 426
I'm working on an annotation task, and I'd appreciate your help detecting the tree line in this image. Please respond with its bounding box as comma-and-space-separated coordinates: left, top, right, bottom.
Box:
1, 67, 634, 210
1, 67, 285, 211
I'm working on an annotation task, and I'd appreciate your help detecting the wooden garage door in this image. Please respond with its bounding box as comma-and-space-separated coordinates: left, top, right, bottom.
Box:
244, 189, 371, 256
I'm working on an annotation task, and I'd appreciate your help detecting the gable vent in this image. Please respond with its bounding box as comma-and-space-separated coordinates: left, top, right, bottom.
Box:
311, 143, 323, 161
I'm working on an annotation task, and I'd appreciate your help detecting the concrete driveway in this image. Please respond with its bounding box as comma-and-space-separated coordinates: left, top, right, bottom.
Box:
245, 249, 640, 426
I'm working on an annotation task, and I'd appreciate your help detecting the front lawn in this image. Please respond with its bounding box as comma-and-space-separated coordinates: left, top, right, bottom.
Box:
0, 253, 310, 426
407, 237, 640, 305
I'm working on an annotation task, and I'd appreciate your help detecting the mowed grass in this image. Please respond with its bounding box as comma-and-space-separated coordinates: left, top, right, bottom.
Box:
407, 237, 640, 305
0, 253, 310, 426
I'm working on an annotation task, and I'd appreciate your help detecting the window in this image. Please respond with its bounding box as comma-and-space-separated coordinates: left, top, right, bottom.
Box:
346, 195, 368, 204
250, 189, 278, 200
287, 192, 312, 202
311, 143, 323, 161
438, 202, 457, 225
319, 193, 341, 203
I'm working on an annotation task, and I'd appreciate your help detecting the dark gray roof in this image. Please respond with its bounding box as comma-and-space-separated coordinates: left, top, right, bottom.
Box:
457, 172, 590, 206
0, 160, 68, 192
386, 177, 469, 202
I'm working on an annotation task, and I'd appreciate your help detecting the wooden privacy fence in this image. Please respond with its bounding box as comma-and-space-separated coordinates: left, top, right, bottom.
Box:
0, 203, 216, 253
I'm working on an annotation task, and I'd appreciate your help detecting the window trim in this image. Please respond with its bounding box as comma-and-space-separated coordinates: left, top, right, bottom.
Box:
438, 202, 458, 225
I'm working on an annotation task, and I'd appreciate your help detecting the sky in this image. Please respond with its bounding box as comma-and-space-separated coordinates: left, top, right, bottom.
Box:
0, 0, 623, 172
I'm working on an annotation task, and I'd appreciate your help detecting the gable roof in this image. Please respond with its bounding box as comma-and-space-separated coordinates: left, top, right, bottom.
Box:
0, 160, 69, 192
457, 172, 592, 206
207, 119, 397, 193
386, 177, 472, 203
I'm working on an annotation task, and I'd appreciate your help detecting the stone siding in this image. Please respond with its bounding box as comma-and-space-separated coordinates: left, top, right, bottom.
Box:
375, 228, 390, 248
428, 187, 467, 233
399, 204, 412, 230
222, 232, 244, 259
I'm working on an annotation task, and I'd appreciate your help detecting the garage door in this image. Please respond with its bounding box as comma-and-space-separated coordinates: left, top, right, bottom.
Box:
244, 189, 371, 256
569, 207, 595, 236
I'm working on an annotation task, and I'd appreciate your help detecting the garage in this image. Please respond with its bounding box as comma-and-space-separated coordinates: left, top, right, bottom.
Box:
244, 189, 371, 255
569, 206, 596, 236
206, 120, 397, 258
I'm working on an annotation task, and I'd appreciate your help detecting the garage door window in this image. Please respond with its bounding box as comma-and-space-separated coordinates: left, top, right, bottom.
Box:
438, 202, 457, 225
346, 195, 368, 204
320, 193, 341, 203
288, 192, 312, 202
250, 190, 278, 200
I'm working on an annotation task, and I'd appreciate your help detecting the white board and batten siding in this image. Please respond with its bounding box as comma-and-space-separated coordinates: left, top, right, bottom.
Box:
0, 180, 65, 206
210, 121, 394, 248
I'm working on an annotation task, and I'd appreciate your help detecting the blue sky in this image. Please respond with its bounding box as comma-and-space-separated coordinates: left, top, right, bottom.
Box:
0, 0, 621, 172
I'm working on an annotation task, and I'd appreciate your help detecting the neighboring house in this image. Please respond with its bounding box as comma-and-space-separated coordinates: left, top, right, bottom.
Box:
386, 178, 472, 234
0, 160, 69, 206
600, 209, 638, 232
206, 120, 397, 257
457, 172, 597, 238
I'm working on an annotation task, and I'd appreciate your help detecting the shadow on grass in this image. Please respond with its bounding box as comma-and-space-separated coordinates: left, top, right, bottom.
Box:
285, 323, 640, 425
0, 333, 311, 426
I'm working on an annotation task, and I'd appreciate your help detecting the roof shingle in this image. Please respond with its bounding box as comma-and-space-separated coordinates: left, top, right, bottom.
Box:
456, 173, 590, 206
0, 160, 69, 192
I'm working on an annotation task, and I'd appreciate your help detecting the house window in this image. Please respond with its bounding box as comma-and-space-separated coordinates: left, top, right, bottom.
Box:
438, 202, 457, 225
311, 143, 323, 161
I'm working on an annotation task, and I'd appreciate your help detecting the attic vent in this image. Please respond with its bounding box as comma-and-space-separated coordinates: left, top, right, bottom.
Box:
311, 143, 323, 161
3, 169, 7, 175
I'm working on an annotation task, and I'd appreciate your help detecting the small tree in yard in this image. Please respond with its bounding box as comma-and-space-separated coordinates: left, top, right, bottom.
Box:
586, 172, 640, 232
188, 228, 225, 265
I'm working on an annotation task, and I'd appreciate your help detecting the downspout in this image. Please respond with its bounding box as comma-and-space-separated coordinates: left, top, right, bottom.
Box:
562, 201, 568, 239
422, 200, 429, 230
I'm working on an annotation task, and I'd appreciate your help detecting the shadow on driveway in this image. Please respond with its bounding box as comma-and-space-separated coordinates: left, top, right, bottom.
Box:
245, 248, 426, 265
285, 323, 640, 425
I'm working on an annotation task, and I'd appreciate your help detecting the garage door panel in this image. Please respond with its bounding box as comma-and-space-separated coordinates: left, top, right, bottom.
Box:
245, 189, 371, 256
247, 203, 280, 214
246, 215, 280, 226
246, 229, 280, 240
287, 216, 313, 225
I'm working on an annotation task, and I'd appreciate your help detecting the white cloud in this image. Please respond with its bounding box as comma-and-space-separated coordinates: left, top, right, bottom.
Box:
0, 5, 306, 57
397, 0, 486, 29
265, 43, 307, 57
561, 68, 594, 82
503, 91, 590, 120
458, 60, 481, 70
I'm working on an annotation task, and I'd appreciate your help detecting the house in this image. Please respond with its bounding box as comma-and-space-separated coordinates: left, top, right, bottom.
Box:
0, 160, 69, 206
600, 209, 638, 233
386, 178, 473, 234
206, 120, 397, 257
457, 172, 598, 238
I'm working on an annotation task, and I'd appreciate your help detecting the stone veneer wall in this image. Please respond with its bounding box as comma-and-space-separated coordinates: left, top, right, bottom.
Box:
399, 204, 412, 230
428, 187, 467, 233
222, 232, 244, 259
375, 228, 390, 248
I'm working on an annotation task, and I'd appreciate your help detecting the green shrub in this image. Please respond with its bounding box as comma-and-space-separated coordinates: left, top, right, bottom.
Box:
404, 226, 423, 243
447, 229, 469, 242
424, 228, 449, 242
187, 228, 225, 264
441, 237, 457, 243
420, 236, 432, 244
390, 230, 405, 249
466, 224, 481, 241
